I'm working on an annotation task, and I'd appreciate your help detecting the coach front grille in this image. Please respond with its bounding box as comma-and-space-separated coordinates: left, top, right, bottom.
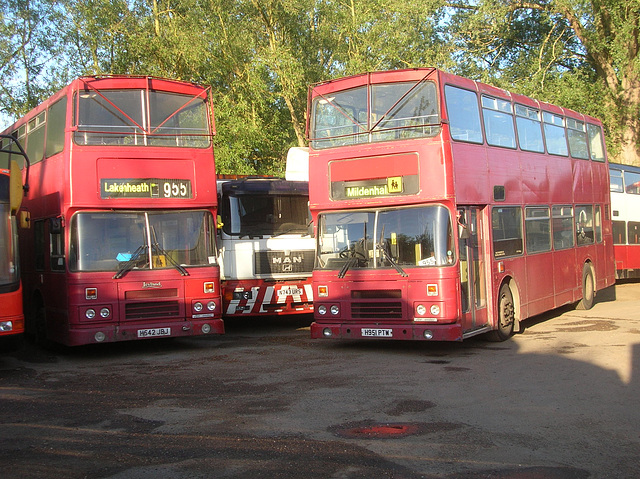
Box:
350, 290, 403, 319
125, 301, 180, 320
255, 250, 314, 275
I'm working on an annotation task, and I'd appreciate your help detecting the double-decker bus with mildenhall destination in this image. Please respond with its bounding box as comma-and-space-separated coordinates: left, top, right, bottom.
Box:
307, 68, 615, 341
2, 76, 223, 346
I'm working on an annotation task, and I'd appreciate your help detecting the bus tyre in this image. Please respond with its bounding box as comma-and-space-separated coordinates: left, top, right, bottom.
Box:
486, 283, 515, 342
577, 264, 595, 310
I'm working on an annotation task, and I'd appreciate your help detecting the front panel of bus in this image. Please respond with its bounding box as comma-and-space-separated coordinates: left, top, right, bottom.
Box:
217, 178, 315, 316
307, 69, 465, 341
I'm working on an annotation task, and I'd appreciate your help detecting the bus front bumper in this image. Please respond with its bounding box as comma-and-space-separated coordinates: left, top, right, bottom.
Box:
310, 322, 463, 341
65, 318, 225, 346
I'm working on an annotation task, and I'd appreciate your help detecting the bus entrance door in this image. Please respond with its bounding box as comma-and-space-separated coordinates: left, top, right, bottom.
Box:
458, 207, 488, 333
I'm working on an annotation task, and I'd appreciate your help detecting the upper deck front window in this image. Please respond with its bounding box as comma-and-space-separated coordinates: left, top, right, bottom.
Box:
74, 89, 211, 148
310, 81, 440, 149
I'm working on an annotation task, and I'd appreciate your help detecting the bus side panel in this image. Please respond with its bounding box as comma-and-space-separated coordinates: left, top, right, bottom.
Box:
451, 142, 489, 204
552, 248, 579, 307
523, 252, 555, 317
44, 272, 70, 344
545, 155, 574, 204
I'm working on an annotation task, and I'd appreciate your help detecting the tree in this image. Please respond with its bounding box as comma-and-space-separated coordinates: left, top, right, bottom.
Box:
448, 0, 640, 166
0, 0, 68, 125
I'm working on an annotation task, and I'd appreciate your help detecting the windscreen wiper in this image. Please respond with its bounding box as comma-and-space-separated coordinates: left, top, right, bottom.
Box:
338, 256, 358, 279
113, 244, 148, 279
150, 242, 189, 276
376, 224, 407, 277
378, 244, 408, 277
150, 227, 189, 276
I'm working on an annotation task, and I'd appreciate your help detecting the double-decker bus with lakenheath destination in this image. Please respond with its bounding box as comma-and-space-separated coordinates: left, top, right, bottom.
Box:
1, 76, 223, 346
609, 162, 640, 278
0, 136, 30, 349
307, 68, 615, 342
216, 148, 314, 316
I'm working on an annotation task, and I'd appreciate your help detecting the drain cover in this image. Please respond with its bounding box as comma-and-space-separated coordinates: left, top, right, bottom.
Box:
331, 422, 421, 439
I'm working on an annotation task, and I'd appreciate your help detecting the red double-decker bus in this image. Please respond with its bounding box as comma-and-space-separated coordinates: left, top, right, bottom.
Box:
610, 163, 640, 278
1, 76, 224, 346
0, 136, 30, 348
307, 68, 615, 341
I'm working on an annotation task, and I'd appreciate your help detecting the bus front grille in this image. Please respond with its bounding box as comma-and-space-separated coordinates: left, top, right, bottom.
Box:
351, 301, 403, 319
125, 301, 180, 320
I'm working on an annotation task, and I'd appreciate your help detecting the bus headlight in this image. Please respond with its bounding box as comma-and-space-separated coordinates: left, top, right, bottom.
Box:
330, 305, 340, 315
317, 305, 327, 315
416, 304, 427, 316
95, 331, 106, 342
100, 307, 110, 318
430, 305, 441, 316
86, 309, 96, 319
0, 321, 13, 332
207, 301, 216, 311
423, 330, 434, 340
194, 302, 203, 312
322, 328, 333, 337
202, 324, 212, 334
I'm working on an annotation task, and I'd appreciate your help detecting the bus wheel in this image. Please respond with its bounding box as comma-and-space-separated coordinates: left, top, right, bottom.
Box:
577, 264, 595, 310
486, 284, 515, 342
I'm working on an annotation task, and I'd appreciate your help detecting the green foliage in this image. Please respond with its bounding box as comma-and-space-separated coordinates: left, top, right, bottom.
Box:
2, 0, 639, 165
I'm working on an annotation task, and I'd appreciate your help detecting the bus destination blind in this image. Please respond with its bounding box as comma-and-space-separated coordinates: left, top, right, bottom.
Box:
101, 178, 192, 199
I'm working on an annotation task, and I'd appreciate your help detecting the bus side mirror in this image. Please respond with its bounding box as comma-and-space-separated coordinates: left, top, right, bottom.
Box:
216, 215, 224, 230
457, 210, 470, 239
458, 223, 470, 239
20, 210, 31, 229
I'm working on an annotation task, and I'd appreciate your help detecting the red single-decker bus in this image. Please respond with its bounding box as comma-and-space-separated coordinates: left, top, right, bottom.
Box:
307, 68, 615, 341
2, 76, 224, 346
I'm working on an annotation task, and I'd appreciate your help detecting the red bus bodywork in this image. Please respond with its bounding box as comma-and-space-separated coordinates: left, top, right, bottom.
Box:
307, 68, 615, 341
610, 163, 640, 278
3, 76, 223, 346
